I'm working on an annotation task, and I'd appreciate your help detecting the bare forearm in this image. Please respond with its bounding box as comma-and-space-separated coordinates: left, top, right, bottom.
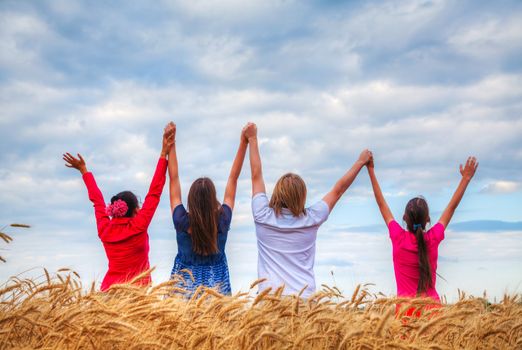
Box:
449, 178, 470, 210
333, 160, 365, 195
160, 138, 172, 158
168, 144, 179, 180
248, 137, 265, 194
322, 160, 366, 210
368, 167, 393, 224
249, 137, 263, 180
229, 140, 248, 181
439, 177, 470, 226
168, 144, 182, 208
223, 140, 248, 208
160, 148, 168, 159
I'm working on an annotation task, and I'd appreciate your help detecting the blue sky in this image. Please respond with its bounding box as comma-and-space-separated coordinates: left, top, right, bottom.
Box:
0, 0, 521, 301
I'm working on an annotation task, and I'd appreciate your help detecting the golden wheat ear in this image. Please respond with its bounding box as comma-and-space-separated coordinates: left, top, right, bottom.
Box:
1, 223, 31, 263
0, 268, 520, 349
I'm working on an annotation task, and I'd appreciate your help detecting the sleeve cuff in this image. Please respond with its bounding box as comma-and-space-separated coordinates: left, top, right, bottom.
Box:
388, 220, 399, 230
319, 200, 331, 214
252, 192, 267, 200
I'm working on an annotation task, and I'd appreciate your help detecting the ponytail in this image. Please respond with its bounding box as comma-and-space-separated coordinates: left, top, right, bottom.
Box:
404, 197, 433, 296
414, 225, 432, 295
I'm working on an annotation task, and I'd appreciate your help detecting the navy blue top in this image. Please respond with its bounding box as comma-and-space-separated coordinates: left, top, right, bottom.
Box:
172, 204, 232, 266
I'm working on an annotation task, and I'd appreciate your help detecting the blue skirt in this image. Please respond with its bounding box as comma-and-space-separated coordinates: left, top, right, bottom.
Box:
170, 255, 232, 296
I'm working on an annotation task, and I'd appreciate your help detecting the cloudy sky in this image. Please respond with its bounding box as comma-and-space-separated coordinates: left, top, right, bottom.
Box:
1, 0, 521, 301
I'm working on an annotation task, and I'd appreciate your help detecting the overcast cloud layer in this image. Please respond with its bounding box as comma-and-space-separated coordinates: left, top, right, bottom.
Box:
1, 0, 521, 301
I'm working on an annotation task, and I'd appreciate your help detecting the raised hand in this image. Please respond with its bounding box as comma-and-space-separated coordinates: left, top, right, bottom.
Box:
438, 156, 479, 228
63, 152, 87, 175
459, 156, 478, 181
166, 121, 176, 139
161, 122, 176, 158
240, 123, 249, 144
243, 122, 257, 141
358, 149, 372, 166
367, 153, 375, 169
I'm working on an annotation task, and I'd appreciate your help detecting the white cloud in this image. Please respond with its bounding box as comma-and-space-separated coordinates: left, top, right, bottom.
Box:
163, 0, 298, 24
194, 36, 254, 79
1, 0, 521, 300
448, 15, 522, 58
481, 181, 521, 194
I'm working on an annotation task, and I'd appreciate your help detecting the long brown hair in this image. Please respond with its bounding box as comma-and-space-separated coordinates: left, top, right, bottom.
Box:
403, 197, 432, 295
269, 173, 307, 217
187, 177, 221, 256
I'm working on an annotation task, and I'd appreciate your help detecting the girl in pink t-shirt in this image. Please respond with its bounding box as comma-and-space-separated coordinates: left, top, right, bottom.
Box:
367, 155, 478, 303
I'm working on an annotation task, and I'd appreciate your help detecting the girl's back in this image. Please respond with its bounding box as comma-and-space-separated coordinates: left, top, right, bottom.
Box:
101, 219, 151, 285
388, 220, 445, 300
252, 193, 329, 297
172, 204, 231, 265
171, 204, 232, 294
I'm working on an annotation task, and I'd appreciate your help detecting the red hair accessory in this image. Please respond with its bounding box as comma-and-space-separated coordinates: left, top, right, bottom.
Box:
106, 199, 128, 217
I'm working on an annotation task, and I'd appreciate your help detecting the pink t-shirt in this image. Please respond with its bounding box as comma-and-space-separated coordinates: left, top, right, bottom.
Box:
388, 220, 445, 301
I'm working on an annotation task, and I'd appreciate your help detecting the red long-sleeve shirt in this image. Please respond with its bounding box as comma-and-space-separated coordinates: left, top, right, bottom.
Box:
82, 157, 167, 291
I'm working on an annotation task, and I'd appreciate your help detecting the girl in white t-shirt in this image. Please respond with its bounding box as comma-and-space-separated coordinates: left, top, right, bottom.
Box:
243, 123, 372, 298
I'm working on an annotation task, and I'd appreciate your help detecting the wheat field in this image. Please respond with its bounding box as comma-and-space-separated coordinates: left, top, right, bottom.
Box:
0, 269, 520, 349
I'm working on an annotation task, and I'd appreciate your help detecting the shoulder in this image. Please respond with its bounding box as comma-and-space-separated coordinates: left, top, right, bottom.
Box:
305, 200, 330, 225
172, 204, 189, 232
173, 204, 187, 218
388, 220, 405, 241
428, 222, 445, 243
251, 192, 272, 222
252, 192, 269, 206
220, 204, 233, 225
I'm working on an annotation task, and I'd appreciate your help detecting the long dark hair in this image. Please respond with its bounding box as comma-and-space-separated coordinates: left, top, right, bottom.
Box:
110, 191, 139, 218
187, 177, 221, 256
403, 197, 432, 295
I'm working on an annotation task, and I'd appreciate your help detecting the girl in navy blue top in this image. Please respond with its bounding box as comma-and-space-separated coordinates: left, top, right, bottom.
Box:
167, 122, 248, 295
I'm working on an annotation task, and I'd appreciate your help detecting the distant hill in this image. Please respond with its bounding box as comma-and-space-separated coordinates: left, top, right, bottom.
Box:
448, 220, 522, 232
342, 220, 522, 233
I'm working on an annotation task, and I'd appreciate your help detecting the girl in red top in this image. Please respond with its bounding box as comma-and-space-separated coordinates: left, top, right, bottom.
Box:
63, 124, 175, 291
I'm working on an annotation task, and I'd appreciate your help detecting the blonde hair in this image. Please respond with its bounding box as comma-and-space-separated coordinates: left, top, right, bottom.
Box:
269, 173, 307, 217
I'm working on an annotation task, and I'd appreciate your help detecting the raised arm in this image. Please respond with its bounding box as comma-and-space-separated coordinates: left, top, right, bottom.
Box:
438, 156, 478, 228
63, 152, 110, 232
245, 122, 266, 195
133, 123, 175, 230
367, 156, 395, 225
223, 125, 248, 209
322, 149, 372, 211
167, 122, 182, 211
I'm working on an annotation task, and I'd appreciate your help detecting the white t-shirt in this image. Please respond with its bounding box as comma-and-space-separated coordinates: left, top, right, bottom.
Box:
251, 193, 330, 298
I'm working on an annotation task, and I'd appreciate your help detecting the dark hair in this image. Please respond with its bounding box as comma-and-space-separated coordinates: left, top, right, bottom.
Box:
403, 197, 432, 295
110, 191, 139, 218
187, 177, 221, 256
